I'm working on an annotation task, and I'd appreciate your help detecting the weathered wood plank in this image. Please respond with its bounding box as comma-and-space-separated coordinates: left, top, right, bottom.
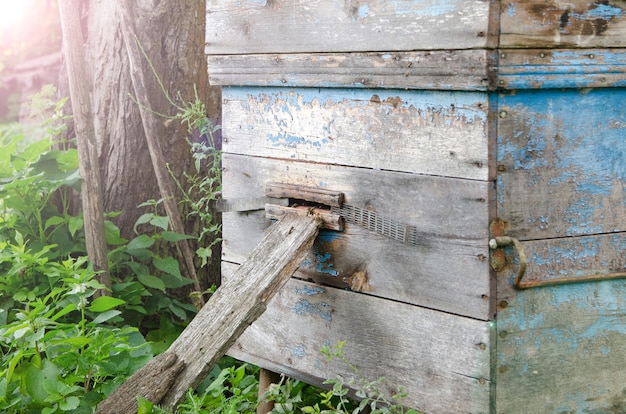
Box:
222, 154, 493, 320
222, 265, 493, 414
149, 214, 318, 408
497, 48, 626, 89
496, 88, 626, 240
208, 50, 493, 91
500, 0, 626, 48
223, 87, 490, 180
494, 233, 626, 296
495, 273, 626, 413
206, 0, 491, 55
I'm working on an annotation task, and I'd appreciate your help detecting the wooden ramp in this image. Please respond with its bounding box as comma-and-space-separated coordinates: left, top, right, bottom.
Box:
95, 214, 319, 413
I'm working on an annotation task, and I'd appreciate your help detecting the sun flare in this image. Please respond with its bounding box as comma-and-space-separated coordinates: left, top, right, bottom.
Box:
0, 1, 35, 30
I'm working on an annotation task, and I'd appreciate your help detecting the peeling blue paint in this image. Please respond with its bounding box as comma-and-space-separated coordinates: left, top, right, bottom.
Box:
574, 3, 623, 20
291, 298, 332, 323
498, 88, 626, 236
315, 251, 338, 276
392, 0, 456, 17
289, 343, 307, 358
357, 4, 370, 19
295, 285, 325, 296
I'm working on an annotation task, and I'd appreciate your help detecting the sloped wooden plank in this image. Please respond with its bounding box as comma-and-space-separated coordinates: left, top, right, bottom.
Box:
206, 0, 491, 55
500, 0, 626, 48
497, 48, 626, 89
222, 154, 493, 320
496, 88, 626, 240
98, 214, 319, 412
223, 87, 490, 180
222, 265, 493, 414
208, 50, 492, 91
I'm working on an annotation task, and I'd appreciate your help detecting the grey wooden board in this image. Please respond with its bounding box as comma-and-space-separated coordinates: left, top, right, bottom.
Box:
221, 154, 493, 320
205, 0, 491, 54
495, 274, 626, 413
223, 87, 490, 181
161, 214, 319, 407
223, 264, 493, 414
500, 0, 626, 48
496, 88, 626, 240
207, 50, 492, 91
497, 48, 626, 89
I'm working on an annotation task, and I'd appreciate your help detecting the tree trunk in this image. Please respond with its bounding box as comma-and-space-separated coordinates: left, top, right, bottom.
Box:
58, 0, 111, 291
82, 0, 221, 286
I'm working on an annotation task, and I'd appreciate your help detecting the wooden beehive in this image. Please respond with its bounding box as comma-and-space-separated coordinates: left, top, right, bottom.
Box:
206, 1, 626, 412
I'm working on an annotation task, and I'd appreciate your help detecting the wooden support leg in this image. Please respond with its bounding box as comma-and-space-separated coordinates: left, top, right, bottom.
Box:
257, 368, 282, 414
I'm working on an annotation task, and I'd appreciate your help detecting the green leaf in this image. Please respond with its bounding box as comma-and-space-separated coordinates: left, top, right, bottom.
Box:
162, 231, 196, 242
92, 309, 122, 324
149, 216, 169, 231
68, 216, 83, 237
137, 396, 154, 414
59, 396, 80, 410
44, 216, 65, 230
105, 220, 128, 245
161, 273, 194, 289
127, 234, 156, 250
133, 213, 154, 234
153, 257, 182, 279
137, 273, 166, 292
89, 296, 125, 312
196, 246, 212, 268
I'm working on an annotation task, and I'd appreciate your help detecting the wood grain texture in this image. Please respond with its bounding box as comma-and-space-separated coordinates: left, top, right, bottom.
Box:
497, 48, 626, 89
223, 265, 493, 414
205, 0, 491, 54
500, 0, 626, 48
496, 88, 626, 240
154, 214, 319, 408
222, 154, 493, 320
208, 50, 492, 91
496, 272, 626, 413
223, 87, 490, 181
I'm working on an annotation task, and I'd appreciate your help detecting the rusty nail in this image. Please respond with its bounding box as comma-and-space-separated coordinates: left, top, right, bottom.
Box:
499, 111, 507, 118
499, 80, 505, 85
478, 343, 487, 351
499, 365, 509, 374
477, 254, 486, 261
479, 378, 487, 385
539, 52, 545, 58
497, 164, 506, 172
498, 330, 508, 339
500, 53, 506, 59
589, 54, 595, 59
499, 300, 509, 309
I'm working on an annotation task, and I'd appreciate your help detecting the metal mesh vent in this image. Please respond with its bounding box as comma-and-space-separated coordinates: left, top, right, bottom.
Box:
331, 204, 418, 246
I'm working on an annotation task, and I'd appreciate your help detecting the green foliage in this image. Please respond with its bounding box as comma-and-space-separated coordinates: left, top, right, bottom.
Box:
0, 256, 151, 413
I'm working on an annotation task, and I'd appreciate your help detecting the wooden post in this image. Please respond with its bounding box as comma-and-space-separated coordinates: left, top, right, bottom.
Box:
257, 368, 282, 414
58, 0, 111, 291
116, 0, 204, 302
95, 214, 319, 413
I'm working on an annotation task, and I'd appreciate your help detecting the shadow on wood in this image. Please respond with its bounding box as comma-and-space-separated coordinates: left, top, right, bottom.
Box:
95, 214, 319, 413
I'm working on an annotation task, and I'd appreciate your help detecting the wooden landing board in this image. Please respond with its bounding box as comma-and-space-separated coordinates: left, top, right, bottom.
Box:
223, 264, 493, 414
500, 0, 626, 48
222, 153, 493, 320
223, 87, 490, 181
208, 50, 492, 91
496, 88, 626, 240
206, 0, 492, 55
495, 276, 626, 413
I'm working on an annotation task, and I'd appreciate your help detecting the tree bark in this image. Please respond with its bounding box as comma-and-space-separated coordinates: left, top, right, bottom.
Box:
58, 0, 110, 291
116, 0, 203, 299
81, 0, 222, 286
